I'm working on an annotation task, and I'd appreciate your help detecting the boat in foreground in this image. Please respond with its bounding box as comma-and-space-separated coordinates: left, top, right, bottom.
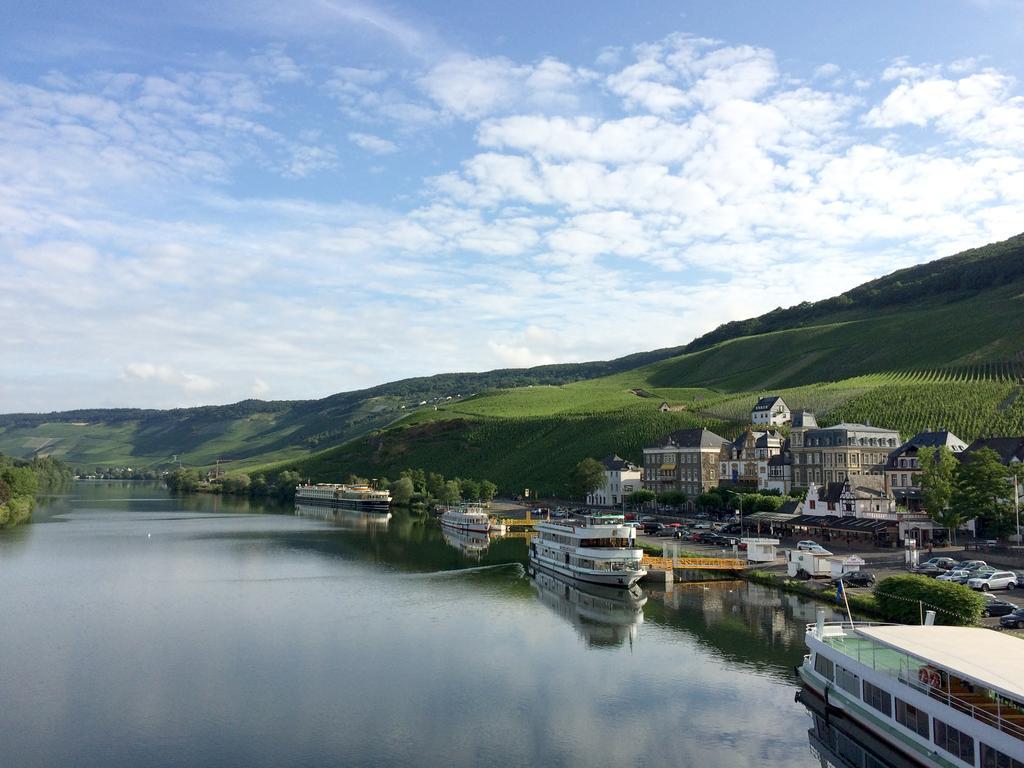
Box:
798, 618, 1024, 768
295, 483, 392, 513
529, 513, 646, 588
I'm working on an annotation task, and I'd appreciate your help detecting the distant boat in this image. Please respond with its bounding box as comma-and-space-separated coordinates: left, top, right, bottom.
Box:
440, 505, 492, 533
294, 483, 391, 513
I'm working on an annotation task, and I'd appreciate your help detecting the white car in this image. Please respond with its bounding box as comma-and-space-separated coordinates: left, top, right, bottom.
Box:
796, 540, 818, 551
937, 569, 970, 583
967, 571, 1017, 591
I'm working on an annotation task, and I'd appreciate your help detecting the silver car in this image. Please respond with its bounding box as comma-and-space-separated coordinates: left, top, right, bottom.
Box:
967, 570, 1017, 591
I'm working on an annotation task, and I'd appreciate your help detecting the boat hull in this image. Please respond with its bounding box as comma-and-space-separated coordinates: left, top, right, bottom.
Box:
441, 519, 491, 533
293, 495, 391, 514
529, 552, 645, 588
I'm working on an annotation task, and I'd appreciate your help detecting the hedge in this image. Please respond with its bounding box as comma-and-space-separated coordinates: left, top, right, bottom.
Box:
874, 575, 984, 626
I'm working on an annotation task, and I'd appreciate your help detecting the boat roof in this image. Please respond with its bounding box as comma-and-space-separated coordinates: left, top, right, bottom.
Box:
857, 625, 1024, 702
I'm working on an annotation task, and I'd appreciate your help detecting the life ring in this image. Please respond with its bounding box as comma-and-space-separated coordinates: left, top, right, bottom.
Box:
918, 667, 941, 687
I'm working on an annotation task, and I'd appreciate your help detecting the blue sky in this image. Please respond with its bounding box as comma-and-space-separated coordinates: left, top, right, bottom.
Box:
4, 0, 1024, 411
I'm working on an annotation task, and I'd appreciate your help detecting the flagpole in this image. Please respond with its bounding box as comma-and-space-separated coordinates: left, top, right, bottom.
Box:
839, 579, 854, 629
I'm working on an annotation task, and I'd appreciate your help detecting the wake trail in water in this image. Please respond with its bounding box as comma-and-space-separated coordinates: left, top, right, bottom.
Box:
410, 562, 527, 580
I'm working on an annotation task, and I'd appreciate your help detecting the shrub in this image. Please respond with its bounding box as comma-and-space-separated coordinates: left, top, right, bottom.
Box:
873, 575, 984, 626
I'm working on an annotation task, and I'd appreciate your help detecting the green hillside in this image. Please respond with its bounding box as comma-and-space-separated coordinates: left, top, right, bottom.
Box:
0, 347, 686, 470
3, 232, 1023, 488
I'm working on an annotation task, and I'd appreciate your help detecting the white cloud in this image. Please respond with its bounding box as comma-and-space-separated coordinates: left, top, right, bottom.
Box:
348, 131, 398, 154
121, 363, 217, 393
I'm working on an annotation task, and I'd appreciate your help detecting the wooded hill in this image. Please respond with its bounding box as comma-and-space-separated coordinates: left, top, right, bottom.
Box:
2, 233, 1023, 488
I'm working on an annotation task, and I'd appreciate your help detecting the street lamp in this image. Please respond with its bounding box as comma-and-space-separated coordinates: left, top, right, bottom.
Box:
723, 487, 742, 535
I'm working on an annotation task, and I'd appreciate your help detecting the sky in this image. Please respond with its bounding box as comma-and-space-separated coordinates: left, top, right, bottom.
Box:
3, 0, 1024, 412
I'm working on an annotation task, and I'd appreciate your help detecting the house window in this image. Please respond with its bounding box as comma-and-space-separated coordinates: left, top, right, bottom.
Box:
934, 719, 974, 765
895, 698, 929, 739
862, 681, 891, 717
901, 474, 908, 487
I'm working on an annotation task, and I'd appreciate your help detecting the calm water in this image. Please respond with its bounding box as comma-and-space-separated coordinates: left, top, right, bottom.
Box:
0, 483, 851, 768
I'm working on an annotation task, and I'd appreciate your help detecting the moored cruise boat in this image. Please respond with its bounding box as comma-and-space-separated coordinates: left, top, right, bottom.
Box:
294, 483, 392, 513
440, 505, 492, 533
529, 513, 646, 588
798, 618, 1024, 768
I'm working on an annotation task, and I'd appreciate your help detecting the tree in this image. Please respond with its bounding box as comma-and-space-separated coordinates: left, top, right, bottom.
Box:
628, 489, 656, 506
479, 480, 498, 503
426, 471, 446, 500
390, 476, 414, 505
953, 447, 1012, 537
570, 458, 605, 500
459, 478, 481, 501
656, 490, 685, 508
920, 446, 962, 542
275, 470, 302, 499
697, 492, 723, 511
439, 480, 461, 505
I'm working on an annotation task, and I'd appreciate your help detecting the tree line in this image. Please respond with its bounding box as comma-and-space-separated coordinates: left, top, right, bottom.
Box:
919, 446, 1023, 542
382, 469, 498, 508
0, 454, 74, 527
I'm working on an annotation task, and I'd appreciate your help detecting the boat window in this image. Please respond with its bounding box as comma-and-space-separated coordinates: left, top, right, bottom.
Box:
814, 654, 834, 682
981, 743, 1024, 768
934, 719, 975, 765
895, 698, 929, 739
835, 664, 859, 696
862, 681, 892, 718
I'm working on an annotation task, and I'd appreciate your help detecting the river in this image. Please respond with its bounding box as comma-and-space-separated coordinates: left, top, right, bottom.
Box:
0, 482, 854, 768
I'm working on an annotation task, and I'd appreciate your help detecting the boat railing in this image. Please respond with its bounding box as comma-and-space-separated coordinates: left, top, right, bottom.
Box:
897, 674, 1024, 741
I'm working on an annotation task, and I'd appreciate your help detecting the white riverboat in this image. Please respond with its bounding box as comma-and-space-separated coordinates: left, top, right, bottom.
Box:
440, 505, 493, 533
529, 513, 646, 588
295, 483, 391, 513
798, 618, 1024, 768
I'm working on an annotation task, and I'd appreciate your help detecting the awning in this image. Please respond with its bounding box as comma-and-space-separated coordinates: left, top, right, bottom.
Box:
788, 515, 895, 533
745, 511, 799, 523
659, 464, 676, 471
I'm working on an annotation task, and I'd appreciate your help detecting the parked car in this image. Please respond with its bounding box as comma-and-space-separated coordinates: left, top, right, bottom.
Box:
981, 594, 1018, 618
937, 569, 972, 584
796, 540, 819, 551
920, 557, 958, 570
999, 608, 1024, 628
642, 522, 665, 535
835, 571, 875, 588
911, 564, 947, 578
967, 571, 1018, 591
654, 528, 683, 538
957, 560, 988, 571
623, 522, 642, 530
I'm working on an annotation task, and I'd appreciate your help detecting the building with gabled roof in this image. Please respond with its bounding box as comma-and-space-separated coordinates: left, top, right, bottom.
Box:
720, 429, 784, 489
751, 395, 791, 426
586, 454, 642, 508
886, 429, 968, 511
642, 428, 730, 503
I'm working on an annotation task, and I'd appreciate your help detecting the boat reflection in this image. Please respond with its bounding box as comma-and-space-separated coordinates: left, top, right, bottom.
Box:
797, 689, 922, 768
530, 565, 647, 648
441, 527, 492, 559
293, 502, 392, 530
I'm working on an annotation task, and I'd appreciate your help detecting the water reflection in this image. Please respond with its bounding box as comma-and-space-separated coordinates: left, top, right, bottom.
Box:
294, 502, 392, 529
530, 566, 647, 648
441, 527, 492, 559
798, 691, 918, 768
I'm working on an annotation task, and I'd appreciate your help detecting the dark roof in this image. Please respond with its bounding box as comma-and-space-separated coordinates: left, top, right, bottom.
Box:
960, 437, 1024, 465
767, 454, 790, 467
755, 430, 783, 448
791, 411, 818, 429
646, 428, 730, 450
753, 395, 787, 411
778, 499, 800, 516
788, 515, 894, 532
600, 454, 638, 472
812, 422, 900, 436
888, 430, 968, 463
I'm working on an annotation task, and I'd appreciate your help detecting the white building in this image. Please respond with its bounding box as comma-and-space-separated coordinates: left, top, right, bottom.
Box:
751, 396, 791, 426
587, 455, 643, 507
